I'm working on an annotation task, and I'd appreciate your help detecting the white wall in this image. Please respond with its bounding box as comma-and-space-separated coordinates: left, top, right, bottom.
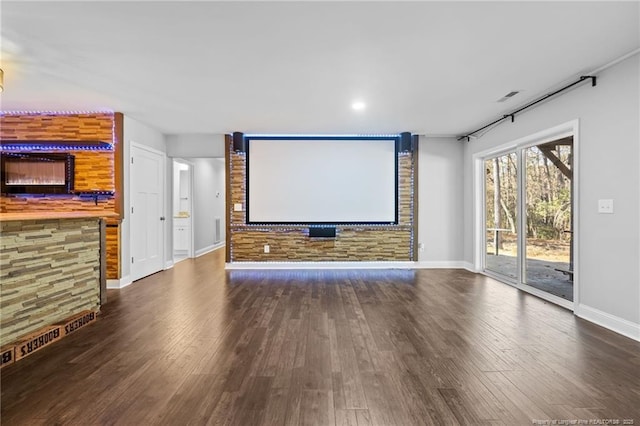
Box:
166, 134, 225, 157
417, 137, 465, 266
193, 158, 226, 254
117, 115, 167, 286
462, 55, 640, 339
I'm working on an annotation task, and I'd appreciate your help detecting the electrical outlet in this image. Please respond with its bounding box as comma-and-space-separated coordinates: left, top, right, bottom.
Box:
264, 245, 270, 254
418, 243, 425, 252
598, 199, 614, 214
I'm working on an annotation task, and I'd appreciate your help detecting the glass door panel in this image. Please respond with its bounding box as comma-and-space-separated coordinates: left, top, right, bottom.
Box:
524, 139, 573, 301
484, 153, 518, 279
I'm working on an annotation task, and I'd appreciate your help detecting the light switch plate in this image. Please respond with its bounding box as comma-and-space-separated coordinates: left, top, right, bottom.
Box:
598, 199, 614, 214
234, 203, 243, 212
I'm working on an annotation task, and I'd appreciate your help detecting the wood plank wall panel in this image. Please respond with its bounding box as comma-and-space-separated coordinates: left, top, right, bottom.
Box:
0, 113, 113, 141
113, 113, 124, 217
0, 197, 116, 215
398, 152, 414, 227
229, 151, 247, 225
0, 151, 114, 204
0, 218, 101, 346
228, 138, 416, 262
73, 151, 115, 191
105, 221, 120, 279
0, 113, 121, 279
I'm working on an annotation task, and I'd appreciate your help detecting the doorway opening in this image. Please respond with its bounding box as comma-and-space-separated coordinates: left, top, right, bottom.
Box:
172, 159, 194, 262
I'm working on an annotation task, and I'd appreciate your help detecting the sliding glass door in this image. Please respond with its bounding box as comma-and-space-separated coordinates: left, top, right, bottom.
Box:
483, 136, 574, 304
484, 153, 518, 279
524, 138, 573, 301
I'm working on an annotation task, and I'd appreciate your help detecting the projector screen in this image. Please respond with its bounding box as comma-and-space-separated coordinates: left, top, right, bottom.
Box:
246, 137, 398, 224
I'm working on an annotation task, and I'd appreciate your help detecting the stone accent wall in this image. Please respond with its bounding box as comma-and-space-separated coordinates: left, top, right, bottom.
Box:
0, 218, 101, 346
227, 137, 416, 262
0, 112, 122, 279
231, 227, 412, 261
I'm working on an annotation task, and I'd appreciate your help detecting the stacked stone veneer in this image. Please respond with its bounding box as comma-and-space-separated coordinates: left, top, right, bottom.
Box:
0, 218, 101, 346
228, 137, 416, 262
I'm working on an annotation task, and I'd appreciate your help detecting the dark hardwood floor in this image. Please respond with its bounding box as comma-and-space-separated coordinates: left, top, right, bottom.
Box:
2, 249, 639, 425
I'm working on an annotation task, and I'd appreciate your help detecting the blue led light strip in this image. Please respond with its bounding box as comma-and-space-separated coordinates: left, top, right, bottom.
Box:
0, 144, 113, 151
243, 133, 400, 138
0, 110, 114, 116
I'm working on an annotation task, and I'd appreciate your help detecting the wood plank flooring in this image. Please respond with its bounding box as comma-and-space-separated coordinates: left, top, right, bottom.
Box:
2, 248, 639, 425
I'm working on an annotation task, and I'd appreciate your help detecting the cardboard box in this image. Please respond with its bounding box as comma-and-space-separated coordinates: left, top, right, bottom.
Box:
58, 310, 98, 336
0, 346, 15, 369
14, 326, 63, 361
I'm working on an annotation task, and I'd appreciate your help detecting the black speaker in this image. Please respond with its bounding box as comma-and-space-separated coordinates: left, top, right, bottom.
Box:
232, 132, 246, 152
309, 227, 336, 238
399, 132, 416, 152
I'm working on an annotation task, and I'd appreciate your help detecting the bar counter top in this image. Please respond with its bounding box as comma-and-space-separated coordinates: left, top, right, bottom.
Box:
0, 211, 119, 222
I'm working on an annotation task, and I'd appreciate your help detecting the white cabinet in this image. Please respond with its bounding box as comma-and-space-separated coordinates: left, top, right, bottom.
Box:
173, 218, 191, 253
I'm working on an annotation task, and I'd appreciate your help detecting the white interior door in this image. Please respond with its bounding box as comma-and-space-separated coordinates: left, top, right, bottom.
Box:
131, 144, 165, 281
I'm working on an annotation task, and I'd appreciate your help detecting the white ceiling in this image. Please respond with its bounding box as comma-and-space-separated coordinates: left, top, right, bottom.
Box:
1, 1, 638, 137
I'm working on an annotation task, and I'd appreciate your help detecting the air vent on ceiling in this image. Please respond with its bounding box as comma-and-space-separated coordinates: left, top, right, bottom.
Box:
497, 91, 520, 102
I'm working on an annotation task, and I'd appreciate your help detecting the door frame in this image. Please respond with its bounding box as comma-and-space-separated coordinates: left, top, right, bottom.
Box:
130, 142, 167, 281
472, 119, 580, 310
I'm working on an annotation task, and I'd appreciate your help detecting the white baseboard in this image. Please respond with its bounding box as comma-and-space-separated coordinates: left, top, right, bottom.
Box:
575, 304, 640, 342
164, 260, 174, 270
225, 261, 418, 270
225, 260, 474, 270
414, 261, 470, 269
106, 275, 133, 289
196, 242, 225, 257
462, 261, 478, 273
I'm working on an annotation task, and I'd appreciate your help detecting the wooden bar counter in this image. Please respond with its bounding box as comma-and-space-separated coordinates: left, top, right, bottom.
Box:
0, 211, 113, 353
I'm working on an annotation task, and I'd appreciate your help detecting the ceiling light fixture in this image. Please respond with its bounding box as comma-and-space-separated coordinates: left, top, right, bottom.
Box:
351, 101, 366, 111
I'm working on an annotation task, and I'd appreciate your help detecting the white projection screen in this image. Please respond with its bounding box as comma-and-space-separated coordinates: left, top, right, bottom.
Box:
246, 137, 398, 224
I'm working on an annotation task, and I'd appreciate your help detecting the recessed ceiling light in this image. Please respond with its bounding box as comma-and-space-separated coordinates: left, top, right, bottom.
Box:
351, 101, 366, 111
